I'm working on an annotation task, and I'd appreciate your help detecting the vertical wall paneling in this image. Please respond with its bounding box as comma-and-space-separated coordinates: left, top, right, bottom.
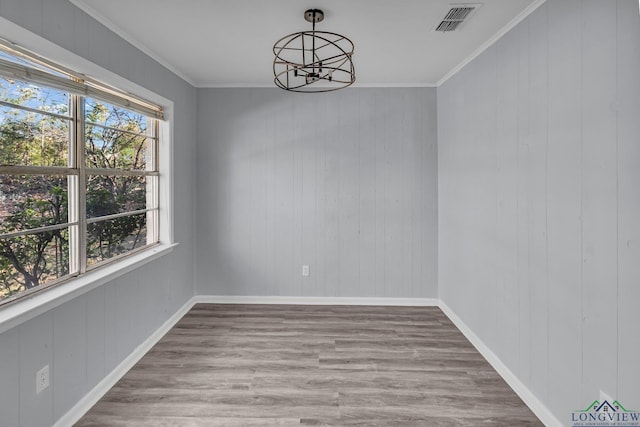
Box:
358, 91, 377, 297
373, 91, 386, 297
417, 91, 438, 299
435, 72, 455, 304
383, 93, 404, 297
292, 93, 304, 296
313, 95, 327, 297
546, 0, 583, 417
516, 15, 532, 385
616, 0, 640, 405
275, 94, 295, 296
0, 328, 20, 426
196, 88, 438, 299
41, 0, 75, 50
0, 0, 40, 33
324, 92, 341, 296
115, 275, 139, 360
52, 297, 87, 419
399, 92, 411, 298
338, 91, 359, 297
581, 0, 618, 403
438, 0, 640, 423
257, 93, 273, 295
85, 286, 106, 390
525, 5, 550, 400
18, 313, 53, 427
494, 26, 520, 372
103, 280, 119, 373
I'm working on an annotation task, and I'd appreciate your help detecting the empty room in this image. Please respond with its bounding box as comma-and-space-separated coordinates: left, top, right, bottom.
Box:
0, 0, 638, 426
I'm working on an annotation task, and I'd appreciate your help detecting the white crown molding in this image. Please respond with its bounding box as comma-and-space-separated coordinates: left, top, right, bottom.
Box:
196, 82, 439, 89
196, 83, 274, 88
353, 82, 439, 88
197, 0, 546, 89
69, 0, 197, 87
71, 0, 544, 89
437, 0, 547, 87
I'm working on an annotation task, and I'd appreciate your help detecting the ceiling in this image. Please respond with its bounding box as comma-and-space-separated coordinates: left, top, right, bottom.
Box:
70, 0, 543, 88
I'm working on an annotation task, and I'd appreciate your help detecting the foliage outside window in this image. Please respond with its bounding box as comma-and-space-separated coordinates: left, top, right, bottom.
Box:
0, 45, 162, 306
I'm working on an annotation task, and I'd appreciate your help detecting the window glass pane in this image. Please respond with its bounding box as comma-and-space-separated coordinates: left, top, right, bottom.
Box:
0, 50, 69, 78
0, 105, 70, 167
85, 97, 147, 134
86, 213, 146, 266
85, 129, 151, 171
84, 97, 151, 171
0, 175, 69, 232
0, 76, 70, 116
86, 174, 146, 219
0, 227, 69, 301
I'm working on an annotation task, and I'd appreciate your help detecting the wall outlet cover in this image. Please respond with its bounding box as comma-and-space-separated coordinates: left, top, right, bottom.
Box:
36, 364, 49, 394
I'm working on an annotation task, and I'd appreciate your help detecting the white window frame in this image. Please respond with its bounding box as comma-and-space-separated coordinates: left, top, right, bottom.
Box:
0, 17, 175, 334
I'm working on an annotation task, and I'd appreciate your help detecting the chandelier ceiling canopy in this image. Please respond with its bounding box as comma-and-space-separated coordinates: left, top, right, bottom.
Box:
273, 9, 355, 93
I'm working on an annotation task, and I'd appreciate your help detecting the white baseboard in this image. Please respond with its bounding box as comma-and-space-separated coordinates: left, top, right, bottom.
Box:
53, 296, 197, 427
54, 295, 558, 427
438, 301, 562, 427
193, 295, 439, 306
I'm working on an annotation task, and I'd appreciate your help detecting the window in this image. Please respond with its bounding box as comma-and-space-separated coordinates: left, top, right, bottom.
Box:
0, 41, 163, 306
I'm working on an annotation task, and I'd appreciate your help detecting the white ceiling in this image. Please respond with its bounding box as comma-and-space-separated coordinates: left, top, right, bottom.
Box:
71, 0, 543, 88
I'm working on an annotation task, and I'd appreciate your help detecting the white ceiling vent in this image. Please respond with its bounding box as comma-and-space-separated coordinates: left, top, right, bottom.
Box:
435, 4, 481, 32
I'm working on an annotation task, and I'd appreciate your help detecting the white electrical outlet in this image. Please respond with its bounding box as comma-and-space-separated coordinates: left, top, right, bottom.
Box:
36, 365, 49, 394
302, 265, 310, 277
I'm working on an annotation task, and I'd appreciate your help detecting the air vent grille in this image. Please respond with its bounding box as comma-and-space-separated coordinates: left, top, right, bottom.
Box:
435, 5, 478, 32
444, 7, 475, 21
436, 20, 462, 32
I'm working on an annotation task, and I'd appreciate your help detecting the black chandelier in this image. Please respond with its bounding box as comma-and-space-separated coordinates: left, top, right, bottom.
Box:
273, 9, 355, 93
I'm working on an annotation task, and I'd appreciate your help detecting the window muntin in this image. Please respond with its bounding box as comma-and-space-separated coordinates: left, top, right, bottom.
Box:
0, 46, 161, 306
0, 174, 69, 226
85, 174, 149, 218
0, 109, 71, 168
0, 76, 71, 169
1, 227, 70, 295
0, 76, 70, 115
84, 98, 153, 172
86, 212, 148, 266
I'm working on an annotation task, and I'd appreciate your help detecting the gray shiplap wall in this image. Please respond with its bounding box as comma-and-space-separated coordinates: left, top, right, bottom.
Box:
0, 1, 197, 426
196, 88, 438, 298
438, 0, 640, 423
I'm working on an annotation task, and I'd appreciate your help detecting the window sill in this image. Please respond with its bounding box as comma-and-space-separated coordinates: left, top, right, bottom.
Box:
0, 243, 178, 335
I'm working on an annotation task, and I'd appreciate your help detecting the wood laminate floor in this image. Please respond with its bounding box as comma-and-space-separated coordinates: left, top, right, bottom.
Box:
76, 304, 543, 426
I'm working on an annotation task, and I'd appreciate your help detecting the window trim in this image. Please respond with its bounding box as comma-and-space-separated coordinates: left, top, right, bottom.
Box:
0, 15, 175, 329
0, 242, 178, 335
0, 40, 164, 120
1, 62, 160, 303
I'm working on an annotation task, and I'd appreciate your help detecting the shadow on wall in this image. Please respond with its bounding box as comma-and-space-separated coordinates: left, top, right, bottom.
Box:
196, 87, 438, 298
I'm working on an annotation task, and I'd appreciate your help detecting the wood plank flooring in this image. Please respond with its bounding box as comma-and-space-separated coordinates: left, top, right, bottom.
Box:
76, 304, 543, 426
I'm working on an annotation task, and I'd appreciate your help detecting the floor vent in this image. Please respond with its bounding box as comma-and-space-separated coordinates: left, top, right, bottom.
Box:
435, 5, 479, 32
